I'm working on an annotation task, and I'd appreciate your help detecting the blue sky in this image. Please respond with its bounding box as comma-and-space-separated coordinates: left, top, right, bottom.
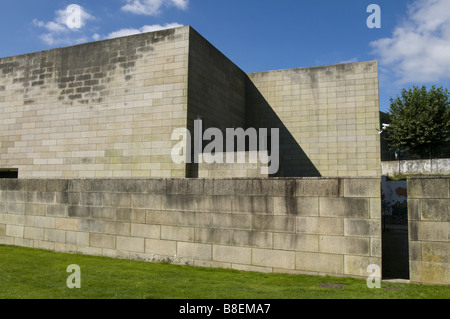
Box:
1, 0, 450, 112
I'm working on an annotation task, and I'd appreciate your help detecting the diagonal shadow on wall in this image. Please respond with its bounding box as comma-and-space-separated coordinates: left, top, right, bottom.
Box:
245, 77, 321, 177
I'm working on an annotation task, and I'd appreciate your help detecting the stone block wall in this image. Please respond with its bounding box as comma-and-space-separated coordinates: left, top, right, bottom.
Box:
1, 25, 382, 179
0, 177, 381, 279
382, 159, 450, 176
247, 62, 381, 177
197, 152, 269, 178
0, 27, 190, 178
408, 177, 450, 285
186, 28, 247, 177
187, 28, 246, 134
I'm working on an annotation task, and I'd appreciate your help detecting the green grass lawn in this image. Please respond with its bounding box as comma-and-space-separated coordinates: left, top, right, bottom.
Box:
0, 244, 449, 299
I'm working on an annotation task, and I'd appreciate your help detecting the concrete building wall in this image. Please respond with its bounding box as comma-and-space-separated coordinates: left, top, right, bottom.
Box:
187, 28, 246, 133
186, 28, 248, 177
0, 177, 381, 279
0, 27, 190, 178
382, 159, 450, 176
247, 62, 381, 177
408, 177, 450, 285
1, 26, 381, 178
197, 151, 270, 178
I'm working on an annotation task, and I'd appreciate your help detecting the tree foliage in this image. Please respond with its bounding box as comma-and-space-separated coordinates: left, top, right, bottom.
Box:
387, 85, 450, 157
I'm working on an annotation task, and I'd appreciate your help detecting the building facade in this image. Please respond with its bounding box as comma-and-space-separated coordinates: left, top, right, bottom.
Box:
0, 26, 381, 178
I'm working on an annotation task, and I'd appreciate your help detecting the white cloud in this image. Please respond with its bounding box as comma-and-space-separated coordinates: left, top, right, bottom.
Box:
55, 4, 95, 30
39, 33, 90, 47
170, 0, 188, 10
33, 20, 67, 34
121, 0, 188, 16
92, 33, 101, 41
339, 58, 358, 64
370, 0, 450, 84
106, 23, 183, 39
33, 4, 95, 46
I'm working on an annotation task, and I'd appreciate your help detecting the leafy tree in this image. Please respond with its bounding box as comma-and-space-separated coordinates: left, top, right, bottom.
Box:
387, 85, 450, 158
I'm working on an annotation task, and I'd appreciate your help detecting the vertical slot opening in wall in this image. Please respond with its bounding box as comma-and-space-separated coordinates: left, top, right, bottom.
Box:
0, 169, 18, 178
381, 176, 410, 280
